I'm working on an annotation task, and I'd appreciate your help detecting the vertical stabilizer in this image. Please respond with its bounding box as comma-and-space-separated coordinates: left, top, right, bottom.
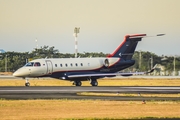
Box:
107, 34, 146, 60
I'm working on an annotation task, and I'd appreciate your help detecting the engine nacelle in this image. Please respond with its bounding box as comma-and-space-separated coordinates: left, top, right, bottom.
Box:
103, 59, 109, 67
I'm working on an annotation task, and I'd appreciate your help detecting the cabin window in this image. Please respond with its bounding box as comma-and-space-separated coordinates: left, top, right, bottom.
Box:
70, 63, 73, 67
80, 63, 83, 66
75, 63, 78, 66
25, 62, 34, 67
65, 64, 68, 67
34, 62, 41, 67
60, 64, 63, 67
55, 64, 57, 67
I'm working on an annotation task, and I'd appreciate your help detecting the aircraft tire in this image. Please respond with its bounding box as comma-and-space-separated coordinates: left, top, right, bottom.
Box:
74, 81, 82, 86
91, 80, 98, 86
92, 82, 98, 86
25, 82, 30, 87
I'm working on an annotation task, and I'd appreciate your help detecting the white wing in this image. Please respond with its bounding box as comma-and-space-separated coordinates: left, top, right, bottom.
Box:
68, 64, 157, 78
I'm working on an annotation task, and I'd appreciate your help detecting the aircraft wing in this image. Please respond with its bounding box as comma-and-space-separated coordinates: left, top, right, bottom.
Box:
67, 64, 157, 78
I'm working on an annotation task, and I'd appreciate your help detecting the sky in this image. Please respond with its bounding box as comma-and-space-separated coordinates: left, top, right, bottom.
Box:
0, 0, 180, 56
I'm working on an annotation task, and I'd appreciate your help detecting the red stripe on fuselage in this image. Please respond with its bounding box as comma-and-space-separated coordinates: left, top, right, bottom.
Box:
107, 36, 127, 58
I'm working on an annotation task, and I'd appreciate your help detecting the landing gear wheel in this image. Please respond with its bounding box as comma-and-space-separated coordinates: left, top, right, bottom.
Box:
25, 82, 30, 87
25, 78, 30, 87
90, 78, 98, 86
73, 81, 82, 86
91, 81, 98, 86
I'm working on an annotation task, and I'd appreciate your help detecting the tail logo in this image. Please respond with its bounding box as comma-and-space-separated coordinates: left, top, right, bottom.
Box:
119, 53, 122, 57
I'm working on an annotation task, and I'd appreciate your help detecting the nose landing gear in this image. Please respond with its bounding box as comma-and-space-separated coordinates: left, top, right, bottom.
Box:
25, 78, 30, 87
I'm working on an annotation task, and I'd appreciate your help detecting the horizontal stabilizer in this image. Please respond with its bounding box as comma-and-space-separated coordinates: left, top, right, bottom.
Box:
127, 34, 146, 39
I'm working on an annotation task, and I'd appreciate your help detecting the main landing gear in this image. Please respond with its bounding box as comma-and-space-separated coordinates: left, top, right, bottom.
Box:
90, 78, 98, 86
73, 81, 82, 86
25, 78, 30, 87
73, 78, 98, 86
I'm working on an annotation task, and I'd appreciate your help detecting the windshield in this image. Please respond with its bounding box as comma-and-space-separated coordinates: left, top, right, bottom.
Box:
25, 62, 41, 67
25, 62, 34, 67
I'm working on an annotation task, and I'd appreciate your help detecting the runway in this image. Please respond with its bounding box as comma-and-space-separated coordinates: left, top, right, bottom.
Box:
0, 75, 20, 79
0, 86, 180, 100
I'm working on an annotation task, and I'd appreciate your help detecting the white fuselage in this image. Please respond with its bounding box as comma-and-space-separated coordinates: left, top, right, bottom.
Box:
13, 57, 120, 78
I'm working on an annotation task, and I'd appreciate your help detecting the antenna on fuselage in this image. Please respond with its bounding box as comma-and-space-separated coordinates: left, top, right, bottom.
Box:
73, 27, 80, 58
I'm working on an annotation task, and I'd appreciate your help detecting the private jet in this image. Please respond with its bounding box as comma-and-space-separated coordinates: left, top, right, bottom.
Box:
13, 34, 162, 86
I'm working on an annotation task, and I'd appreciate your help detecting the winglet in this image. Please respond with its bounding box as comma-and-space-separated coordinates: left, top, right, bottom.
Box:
156, 34, 165, 36
145, 34, 165, 38
146, 64, 157, 74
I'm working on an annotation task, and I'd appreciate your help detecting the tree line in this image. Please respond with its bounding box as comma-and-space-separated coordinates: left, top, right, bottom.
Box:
0, 46, 180, 75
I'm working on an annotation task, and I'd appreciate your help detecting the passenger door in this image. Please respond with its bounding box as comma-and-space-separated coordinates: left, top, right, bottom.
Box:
46, 60, 53, 75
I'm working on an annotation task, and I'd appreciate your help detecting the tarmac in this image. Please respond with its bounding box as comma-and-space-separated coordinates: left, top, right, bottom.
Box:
0, 86, 180, 101
0, 75, 180, 101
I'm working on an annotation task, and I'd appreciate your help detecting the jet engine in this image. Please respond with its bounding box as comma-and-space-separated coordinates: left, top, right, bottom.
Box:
103, 59, 109, 67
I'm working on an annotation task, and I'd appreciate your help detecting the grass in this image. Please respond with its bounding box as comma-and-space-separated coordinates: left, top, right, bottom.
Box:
0, 78, 180, 86
0, 78, 180, 119
0, 99, 180, 120
77, 92, 180, 97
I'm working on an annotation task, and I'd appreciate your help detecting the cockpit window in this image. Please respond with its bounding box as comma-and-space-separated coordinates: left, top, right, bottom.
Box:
25, 62, 34, 67
34, 62, 41, 67
25, 62, 41, 67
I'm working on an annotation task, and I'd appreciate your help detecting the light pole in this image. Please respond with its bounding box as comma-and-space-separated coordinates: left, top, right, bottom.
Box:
73, 27, 80, 58
35, 38, 38, 49
173, 56, 176, 76
5, 55, 7, 72
0, 55, 2, 72
148, 56, 153, 69
139, 50, 141, 70
150, 56, 153, 69
151, 56, 154, 75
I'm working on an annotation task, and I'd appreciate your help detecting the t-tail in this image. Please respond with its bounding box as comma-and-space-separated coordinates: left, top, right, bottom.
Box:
107, 34, 146, 60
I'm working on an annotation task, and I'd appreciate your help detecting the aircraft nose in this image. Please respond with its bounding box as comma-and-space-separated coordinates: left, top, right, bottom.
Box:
13, 67, 30, 77
13, 70, 20, 77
